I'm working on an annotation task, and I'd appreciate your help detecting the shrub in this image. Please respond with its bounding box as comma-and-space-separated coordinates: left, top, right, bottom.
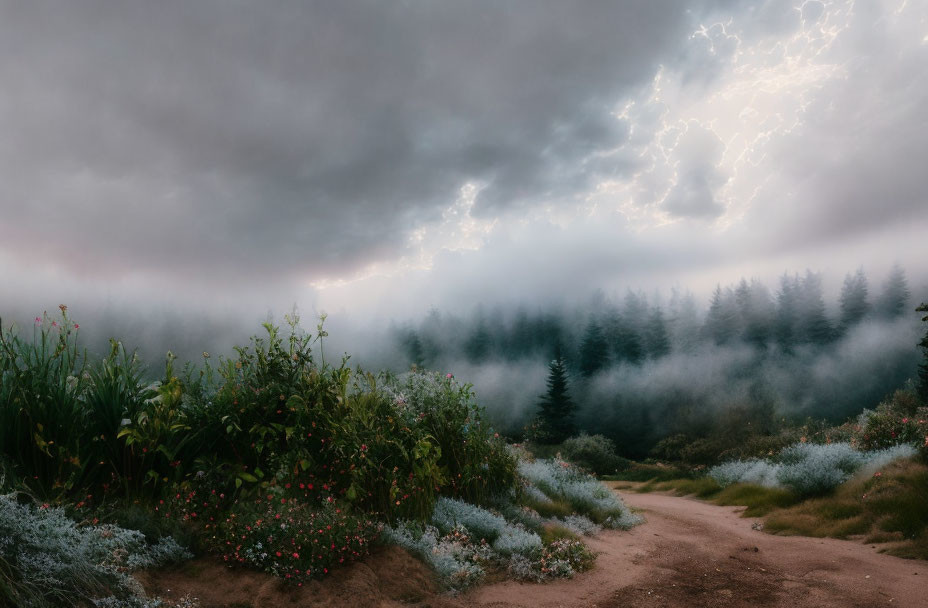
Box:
393, 371, 518, 506
0, 491, 190, 607
562, 434, 630, 475
431, 497, 507, 542
709, 459, 780, 488
855, 392, 928, 461
558, 514, 602, 537
517, 458, 641, 528
709, 442, 918, 496
202, 496, 379, 582
490, 524, 542, 556
506, 538, 595, 582
382, 522, 491, 591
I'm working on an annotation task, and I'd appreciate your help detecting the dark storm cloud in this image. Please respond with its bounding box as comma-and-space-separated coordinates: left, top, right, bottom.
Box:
0, 0, 734, 283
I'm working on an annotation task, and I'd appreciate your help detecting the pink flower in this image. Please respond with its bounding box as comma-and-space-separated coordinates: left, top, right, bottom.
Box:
360, 444, 368, 452
34, 317, 42, 324
446, 373, 453, 378
74, 323, 79, 329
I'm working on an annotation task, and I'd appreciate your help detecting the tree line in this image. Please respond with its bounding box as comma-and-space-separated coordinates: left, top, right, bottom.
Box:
396, 264, 914, 375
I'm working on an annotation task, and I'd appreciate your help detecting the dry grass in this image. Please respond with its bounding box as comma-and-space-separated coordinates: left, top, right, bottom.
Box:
762, 459, 928, 559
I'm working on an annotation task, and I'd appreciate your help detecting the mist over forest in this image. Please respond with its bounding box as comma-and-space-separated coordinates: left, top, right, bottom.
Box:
368, 265, 925, 458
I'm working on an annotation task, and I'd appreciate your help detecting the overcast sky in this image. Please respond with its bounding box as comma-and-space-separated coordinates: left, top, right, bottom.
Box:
2, 0, 927, 334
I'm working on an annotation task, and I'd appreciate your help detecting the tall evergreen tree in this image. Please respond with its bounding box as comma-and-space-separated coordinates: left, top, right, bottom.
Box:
464, 315, 492, 363
737, 278, 775, 349
775, 273, 800, 351
579, 320, 610, 377
644, 307, 671, 359
797, 270, 833, 345
704, 285, 737, 345
403, 330, 426, 369
534, 351, 577, 443
877, 264, 910, 319
917, 302, 928, 404
839, 268, 870, 330
668, 287, 702, 353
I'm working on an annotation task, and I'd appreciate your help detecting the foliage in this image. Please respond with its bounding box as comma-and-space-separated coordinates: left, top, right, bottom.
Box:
202, 496, 379, 582
763, 459, 928, 559
708, 442, 917, 496
561, 433, 630, 475
854, 389, 928, 461
0, 310, 523, 585
0, 491, 190, 608
531, 354, 576, 444
917, 302, 928, 404
382, 522, 492, 591
518, 457, 640, 528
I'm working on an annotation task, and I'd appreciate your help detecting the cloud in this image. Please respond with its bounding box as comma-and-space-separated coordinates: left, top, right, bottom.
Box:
0, 0, 734, 286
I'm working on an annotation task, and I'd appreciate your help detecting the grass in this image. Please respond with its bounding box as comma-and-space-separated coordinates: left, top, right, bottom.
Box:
602, 462, 693, 483
539, 522, 580, 544
634, 458, 928, 560
763, 458, 928, 559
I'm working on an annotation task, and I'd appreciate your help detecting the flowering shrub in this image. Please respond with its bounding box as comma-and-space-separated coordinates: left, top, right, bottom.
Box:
393, 371, 518, 505
855, 393, 928, 461
202, 496, 379, 582
709, 442, 917, 496
0, 491, 190, 607
506, 538, 595, 582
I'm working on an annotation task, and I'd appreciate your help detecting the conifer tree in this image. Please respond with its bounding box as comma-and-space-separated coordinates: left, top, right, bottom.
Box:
644, 307, 671, 359
839, 268, 870, 330
535, 351, 576, 443
578, 320, 609, 377
917, 302, 928, 404
877, 264, 910, 319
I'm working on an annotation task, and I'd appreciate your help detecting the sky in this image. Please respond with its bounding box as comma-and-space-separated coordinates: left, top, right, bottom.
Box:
2, 0, 927, 345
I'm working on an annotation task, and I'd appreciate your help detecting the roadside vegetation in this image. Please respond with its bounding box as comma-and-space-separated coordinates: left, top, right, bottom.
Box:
0, 307, 637, 607
619, 384, 928, 559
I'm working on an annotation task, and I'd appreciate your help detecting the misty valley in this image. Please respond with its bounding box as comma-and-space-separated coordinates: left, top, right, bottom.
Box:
4, 0, 928, 605
2, 265, 927, 607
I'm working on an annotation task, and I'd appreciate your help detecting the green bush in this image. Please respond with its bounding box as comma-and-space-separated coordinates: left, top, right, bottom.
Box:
562, 434, 630, 475
855, 390, 928, 461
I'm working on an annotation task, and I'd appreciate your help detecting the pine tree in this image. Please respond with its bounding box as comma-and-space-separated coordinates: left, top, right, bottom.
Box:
839, 268, 870, 330
877, 264, 910, 319
917, 302, 928, 404
704, 285, 737, 345
535, 352, 577, 443
578, 320, 610, 377
403, 330, 426, 369
644, 307, 671, 359
775, 273, 800, 351
797, 270, 833, 345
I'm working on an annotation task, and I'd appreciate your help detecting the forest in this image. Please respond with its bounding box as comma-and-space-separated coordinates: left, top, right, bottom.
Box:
387, 265, 922, 459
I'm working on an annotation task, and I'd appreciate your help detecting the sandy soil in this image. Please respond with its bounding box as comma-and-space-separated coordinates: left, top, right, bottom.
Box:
140, 487, 928, 608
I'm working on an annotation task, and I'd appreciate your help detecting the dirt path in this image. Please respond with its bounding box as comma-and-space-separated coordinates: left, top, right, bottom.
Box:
142, 488, 928, 607
460, 488, 928, 608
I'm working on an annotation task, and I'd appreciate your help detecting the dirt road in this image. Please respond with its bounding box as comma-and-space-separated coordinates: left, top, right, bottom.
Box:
461, 488, 928, 608
142, 487, 927, 607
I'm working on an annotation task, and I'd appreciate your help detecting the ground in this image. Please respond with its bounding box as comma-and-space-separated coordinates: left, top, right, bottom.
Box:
139, 486, 928, 607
